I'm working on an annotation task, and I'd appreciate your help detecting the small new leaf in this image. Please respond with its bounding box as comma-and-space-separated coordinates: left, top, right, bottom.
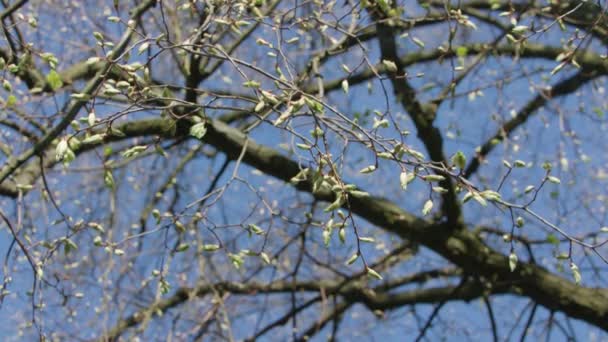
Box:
175, 243, 189, 252
190, 122, 207, 139
56, 139, 68, 161
359, 165, 377, 174
367, 267, 383, 280
382, 59, 398, 72
509, 251, 518, 272
346, 253, 359, 265
324, 194, 345, 212
399, 171, 409, 191
452, 151, 466, 170
570, 262, 581, 284
137, 42, 150, 55
104, 170, 115, 189
122, 145, 147, 158
422, 199, 433, 216
202, 244, 220, 252
473, 193, 487, 207
422, 174, 445, 182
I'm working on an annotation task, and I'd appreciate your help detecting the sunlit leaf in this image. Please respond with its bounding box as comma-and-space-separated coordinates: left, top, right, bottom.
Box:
509, 251, 518, 272
422, 199, 433, 216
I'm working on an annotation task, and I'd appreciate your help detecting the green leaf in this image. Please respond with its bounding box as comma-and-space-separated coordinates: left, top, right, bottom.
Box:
259, 252, 271, 264
456, 46, 468, 57
452, 151, 466, 170
399, 171, 410, 191
243, 80, 260, 88
247, 224, 265, 235
175, 243, 189, 252
190, 122, 207, 139
3, 79, 12, 92
412, 36, 425, 48
570, 262, 581, 284
509, 251, 518, 272
546, 234, 559, 245
324, 194, 345, 212
359, 165, 377, 174
358, 236, 375, 243
422, 174, 445, 182
346, 253, 358, 265
82, 134, 105, 145
138, 42, 150, 55
122, 145, 147, 158
64, 238, 78, 255
174, 220, 186, 233
104, 170, 115, 189
422, 199, 433, 216
480, 190, 501, 202
46, 70, 63, 91
513, 160, 526, 168
339, 227, 346, 243
473, 193, 487, 207
56, 138, 68, 161
202, 244, 220, 252
6, 94, 16, 107
366, 267, 383, 280
323, 229, 331, 247
341, 79, 349, 94
382, 59, 398, 72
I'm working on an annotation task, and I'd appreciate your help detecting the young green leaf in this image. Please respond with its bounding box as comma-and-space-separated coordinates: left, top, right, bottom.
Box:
422, 174, 445, 182
122, 145, 147, 158
509, 251, 518, 272
346, 253, 358, 265
88, 110, 96, 126
56, 138, 68, 161
570, 262, 581, 284
260, 252, 271, 264
322, 228, 331, 246
324, 194, 345, 212
367, 267, 383, 280
513, 160, 526, 168
473, 193, 487, 207
399, 171, 409, 191
452, 151, 466, 170
359, 165, 377, 174
422, 199, 433, 216
104, 170, 115, 189
382, 59, 398, 72
175, 243, 189, 252
339, 227, 346, 243
247, 224, 265, 235
202, 244, 220, 252
137, 42, 150, 55
341, 79, 349, 94
190, 122, 207, 139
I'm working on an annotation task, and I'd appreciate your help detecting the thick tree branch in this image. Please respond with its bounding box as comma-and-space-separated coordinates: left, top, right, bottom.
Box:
373, 15, 462, 226
5, 112, 608, 332
201, 118, 608, 331
100, 275, 505, 341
